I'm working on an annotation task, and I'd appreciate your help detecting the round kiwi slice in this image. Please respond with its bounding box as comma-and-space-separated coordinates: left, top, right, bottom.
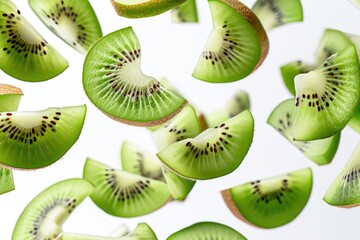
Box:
171, 0, 198, 23
83, 157, 171, 217
291, 45, 360, 141
167, 222, 247, 240
323, 143, 360, 207
12, 178, 93, 240
157, 110, 254, 180
0, 0, 68, 82
110, 0, 186, 18
192, 0, 268, 83
268, 98, 340, 165
252, 0, 303, 31
29, 0, 102, 54
0, 105, 86, 169
83, 27, 187, 127
221, 168, 313, 228
348, 105, 360, 133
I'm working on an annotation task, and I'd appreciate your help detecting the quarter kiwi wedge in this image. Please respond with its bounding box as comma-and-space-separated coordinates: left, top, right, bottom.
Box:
323, 143, 360, 207
29, 0, 102, 54
110, 0, 186, 18
12, 178, 93, 240
171, 0, 198, 23
252, 0, 303, 31
348, 105, 360, 133
83, 27, 187, 127
221, 168, 313, 228
0, 105, 86, 169
268, 98, 340, 165
167, 222, 247, 240
0, 0, 68, 82
291, 45, 360, 141
157, 110, 254, 180
83, 158, 171, 217
192, 0, 269, 83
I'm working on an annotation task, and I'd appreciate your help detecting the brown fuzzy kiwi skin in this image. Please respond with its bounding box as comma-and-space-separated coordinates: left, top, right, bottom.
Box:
0, 84, 23, 96
197, 113, 209, 132
220, 0, 269, 72
102, 100, 187, 127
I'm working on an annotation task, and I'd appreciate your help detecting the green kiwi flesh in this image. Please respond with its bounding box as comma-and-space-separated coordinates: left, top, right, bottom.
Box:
110, 0, 186, 18
0, 105, 86, 169
12, 178, 93, 240
192, 0, 268, 83
323, 143, 360, 207
0, 0, 68, 82
348, 105, 360, 133
167, 222, 247, 240
157, 110, 254, 180
162, 167, 196, 200
268, 98, 340, 165
291, 45, 360, 140
29, 0, 102, 54
171, 0, 198, 23
252, 0, 303, 30
0, 167, 14, 194
83, 27, 187, 127
83, 158, 171, 217
222, 168, 312, 228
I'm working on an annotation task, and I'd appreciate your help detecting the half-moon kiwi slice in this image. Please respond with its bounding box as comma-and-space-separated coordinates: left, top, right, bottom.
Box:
29, 0, 102, 54
110, 0, 186, 18
0, 105, 86, 169
0, 0, 68, 82
268, 98, 340, 165
83, 158, 171, 217
222, 168, 313, 228
157, 110, 254, 180
291, 45, 360, 140
171, 0, 198, 23
323, 143, 360, 207
83, 27, 187, 127
12, 178, 93, 240
167, 222, 247, 240
192, 0, 268, 83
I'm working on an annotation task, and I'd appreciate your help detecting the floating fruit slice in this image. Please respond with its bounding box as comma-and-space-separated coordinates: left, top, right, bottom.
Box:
268, 98, 340, 165
157, 110, 254, 180
192, 0, 268, 83
171, 0, 198, 23
349, 105, 360, 133
83, 27, 187, 127
0, 105, 86, 169
222, 168, 312, 228
12, 178, 93, 240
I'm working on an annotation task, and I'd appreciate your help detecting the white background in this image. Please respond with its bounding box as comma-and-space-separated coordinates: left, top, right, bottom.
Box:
1, 0, 360, 239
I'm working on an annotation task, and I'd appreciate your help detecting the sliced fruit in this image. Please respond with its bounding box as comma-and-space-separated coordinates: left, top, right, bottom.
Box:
171, 0, 198, 23
0, 167, 14, 194
83, 158, 171, 217
157, 110, 254, 180
29, 0, 102, 54
291, 45, 360, 140
192, 0, 268, 83
162, 167, 196, 200
83, 26, 187, 127
268, 98, 340, 165
222, 168, 312, 228
12, 178, 93, 240
349, 105, 360, 133
0, 105, 86, 169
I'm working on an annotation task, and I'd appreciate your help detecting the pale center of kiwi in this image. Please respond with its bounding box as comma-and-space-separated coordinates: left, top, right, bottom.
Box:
205, 29, 223, 53
118, 59, 152, 87
11, 112, 43, 128
38, 205, 68, 238
295, 71, 325, 92
258, 177, 286, 193
54, 16, 79, 43
115, 171, 144, 187
193, 128, 219, 145
18, 16, 44, 44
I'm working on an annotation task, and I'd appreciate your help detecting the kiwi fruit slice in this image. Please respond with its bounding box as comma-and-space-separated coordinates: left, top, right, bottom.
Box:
206, 90, 250, 128
0, 0, 68, 82
157, 110, 254, 180
29, 0, 102, 54
167, 222, 247, 240
12, 178, 93, 240
192, 0, 268, 83
323, 143, 360, 207
268, 98, 340, 165
171, 0, 198, 23
291, 45, 360, 141
121, 141, 164, 181
83, 26, 187, 127
110, 0, 186, 18
348, 105, 360, 133
162, 167, 196, 200
222, 168, 313, 228
83, 157, 171, 217
0, 105, 86, 169
252, 0, 303, 31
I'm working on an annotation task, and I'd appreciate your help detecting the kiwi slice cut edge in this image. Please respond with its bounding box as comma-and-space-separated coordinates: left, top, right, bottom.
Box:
348, 105, 360, 133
